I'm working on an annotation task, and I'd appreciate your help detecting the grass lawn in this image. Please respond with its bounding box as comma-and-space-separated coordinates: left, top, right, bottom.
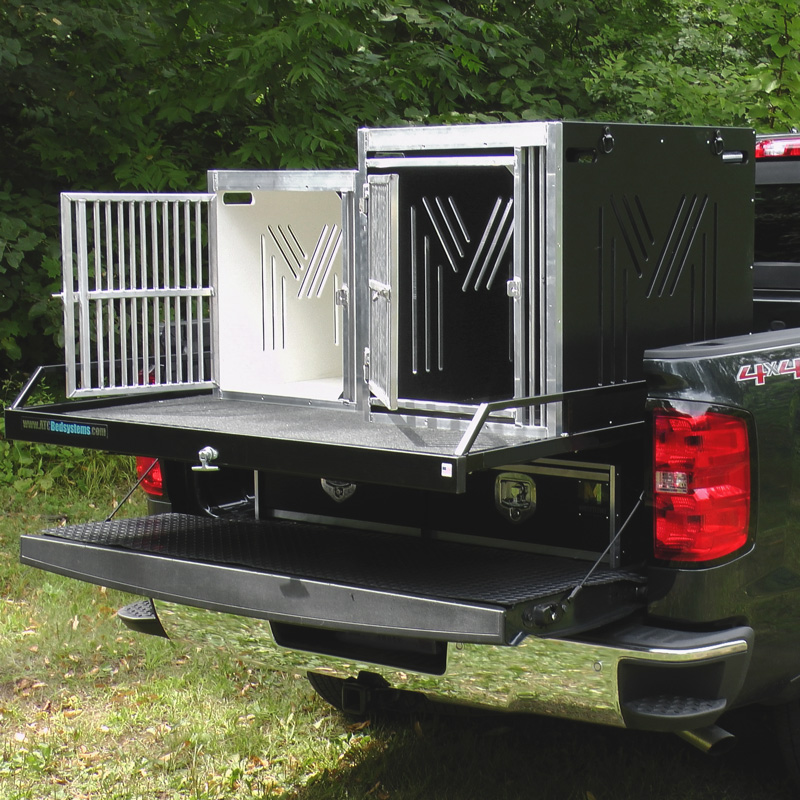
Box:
0, 480, 797, 799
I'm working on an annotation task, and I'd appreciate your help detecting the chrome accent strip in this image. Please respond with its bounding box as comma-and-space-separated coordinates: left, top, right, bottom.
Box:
422, 196, 458, 272
512, 147, 526, 413
216, 388, 354, 410
208, 170, 357, 193
366, 156, 517, 169
362, 122, 549, 152
72, 288, 214, 301
62, 192, 215, 202
544, 122, 564, 435
69, 380, 215, 399
752, 296, 800, 303
424, 234, 431, 371
410, 205, 419, 374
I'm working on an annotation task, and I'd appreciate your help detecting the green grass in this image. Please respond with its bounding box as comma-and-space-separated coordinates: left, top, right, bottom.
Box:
1, 481, 798, 799
0, 483, 357, 799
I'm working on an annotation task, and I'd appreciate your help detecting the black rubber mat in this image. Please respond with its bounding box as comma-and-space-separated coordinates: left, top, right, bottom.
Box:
44, 513, 644, 608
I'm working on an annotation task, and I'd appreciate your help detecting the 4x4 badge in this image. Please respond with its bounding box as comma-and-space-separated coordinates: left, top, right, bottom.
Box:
737, 358, 800, 386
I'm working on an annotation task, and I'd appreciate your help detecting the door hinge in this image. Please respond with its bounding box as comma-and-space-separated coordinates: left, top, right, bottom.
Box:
506, 278, 522, 299
363, 347, 370, 383
335, 285, 349, 308
360, 184, 369, 216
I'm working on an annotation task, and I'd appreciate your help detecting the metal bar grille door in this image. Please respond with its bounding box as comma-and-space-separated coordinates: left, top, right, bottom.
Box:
367, 174, 399, 410
61, 193, 214, 397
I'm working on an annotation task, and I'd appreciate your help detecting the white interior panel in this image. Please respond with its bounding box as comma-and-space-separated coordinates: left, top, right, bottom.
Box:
216, 190, 344, 399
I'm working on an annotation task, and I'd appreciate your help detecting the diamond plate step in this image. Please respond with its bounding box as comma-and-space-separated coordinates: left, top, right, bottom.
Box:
117, 599, 167, 638
623, 694, 727, 718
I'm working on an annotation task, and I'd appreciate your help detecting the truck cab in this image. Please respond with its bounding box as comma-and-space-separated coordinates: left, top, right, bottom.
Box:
754, 132, 800, 332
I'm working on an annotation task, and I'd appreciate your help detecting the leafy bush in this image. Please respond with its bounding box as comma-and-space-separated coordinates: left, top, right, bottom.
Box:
2, 0, 799, 380
0, 376, 136, 505
0, 183, 63, 373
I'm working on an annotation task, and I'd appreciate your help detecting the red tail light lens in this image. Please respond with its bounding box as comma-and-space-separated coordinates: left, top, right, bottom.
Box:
136, 456, 164, 498
755, 137, 800, 159
653, 409, 750, 562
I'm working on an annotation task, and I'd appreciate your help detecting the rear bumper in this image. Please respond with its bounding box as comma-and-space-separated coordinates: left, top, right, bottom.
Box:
154, 600, 752, 732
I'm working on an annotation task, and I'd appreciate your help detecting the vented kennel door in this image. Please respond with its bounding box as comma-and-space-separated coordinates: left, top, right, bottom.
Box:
371, 165, 517, 408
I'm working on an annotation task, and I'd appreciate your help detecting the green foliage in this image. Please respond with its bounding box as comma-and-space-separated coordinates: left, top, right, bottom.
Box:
583, 0, 800, 127
0, 185, 62, 367
0, 428, 134, 504
732, 0, 800, 130
0, 377, 135, 504
1, 0, 799, 378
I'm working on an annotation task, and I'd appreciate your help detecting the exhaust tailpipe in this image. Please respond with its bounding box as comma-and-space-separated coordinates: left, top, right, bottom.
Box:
676, 725, 737, 756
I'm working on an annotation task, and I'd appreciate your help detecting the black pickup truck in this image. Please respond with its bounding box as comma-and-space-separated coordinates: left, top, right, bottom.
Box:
7, 121, 800, 784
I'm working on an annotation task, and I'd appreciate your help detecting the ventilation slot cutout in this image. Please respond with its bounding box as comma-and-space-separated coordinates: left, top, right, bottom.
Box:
222, 192, 254, 205
566, 148, 598, 164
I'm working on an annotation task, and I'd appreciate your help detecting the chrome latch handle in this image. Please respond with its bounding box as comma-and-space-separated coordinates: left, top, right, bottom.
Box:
192, 446, 220, 472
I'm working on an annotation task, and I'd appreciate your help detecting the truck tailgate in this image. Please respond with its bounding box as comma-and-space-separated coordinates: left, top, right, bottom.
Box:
20, 514, 645, 650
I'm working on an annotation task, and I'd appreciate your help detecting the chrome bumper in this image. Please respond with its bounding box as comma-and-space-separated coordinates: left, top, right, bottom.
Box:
154, 601, 752, 730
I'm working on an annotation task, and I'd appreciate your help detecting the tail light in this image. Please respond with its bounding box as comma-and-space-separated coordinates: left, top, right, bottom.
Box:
755, 136, 800, 159
653, 408, 750, 562
136, 456, 164, 498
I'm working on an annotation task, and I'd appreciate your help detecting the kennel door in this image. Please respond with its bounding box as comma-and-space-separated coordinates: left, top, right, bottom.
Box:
60, 192, 215, 398
367, 173, 400, 410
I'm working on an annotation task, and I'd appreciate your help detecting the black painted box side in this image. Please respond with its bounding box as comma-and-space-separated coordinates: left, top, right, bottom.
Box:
559, 122, 754, 393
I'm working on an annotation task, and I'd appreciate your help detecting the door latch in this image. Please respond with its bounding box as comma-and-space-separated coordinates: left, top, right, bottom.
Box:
495, 472, 537, 523
506, 278, 522, 299
335, 285, 349, 307
369, 279, 391, 301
